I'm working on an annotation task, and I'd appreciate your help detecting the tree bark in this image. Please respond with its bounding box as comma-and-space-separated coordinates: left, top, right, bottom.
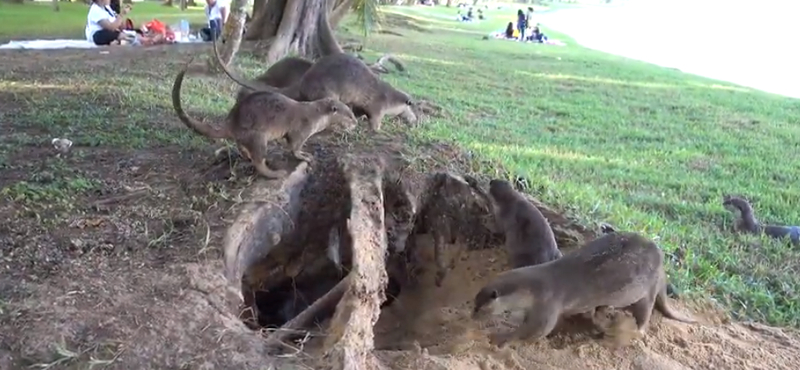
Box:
245, 0, 343, 64
52, 0, 60, 11
179, 0, 187, 10
329, 0, 354, 28
215, 0, 250, 67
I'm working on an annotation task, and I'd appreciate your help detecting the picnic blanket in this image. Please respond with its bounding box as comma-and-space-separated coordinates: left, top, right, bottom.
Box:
0, 36, 202, 50
0, 39, 97, 50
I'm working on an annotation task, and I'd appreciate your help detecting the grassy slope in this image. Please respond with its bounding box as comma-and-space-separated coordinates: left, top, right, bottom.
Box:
1, 2, 799, 327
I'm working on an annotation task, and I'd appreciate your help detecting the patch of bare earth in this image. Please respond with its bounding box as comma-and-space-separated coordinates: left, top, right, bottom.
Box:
0, 48, 798, 370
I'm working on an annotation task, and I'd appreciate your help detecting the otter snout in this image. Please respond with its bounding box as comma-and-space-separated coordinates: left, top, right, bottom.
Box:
399, 106, 418, 126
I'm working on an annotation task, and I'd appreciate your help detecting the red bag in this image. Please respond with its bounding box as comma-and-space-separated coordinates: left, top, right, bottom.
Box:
144, 19, 175, 42
145, 19, 167, 34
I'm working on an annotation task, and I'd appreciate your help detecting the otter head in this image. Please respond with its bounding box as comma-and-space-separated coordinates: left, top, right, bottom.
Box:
488, 179, 516, 204
319, 98, 358, 131
472, 277, 534, 320
382, 86, 418, 126
722, 195, 752, 215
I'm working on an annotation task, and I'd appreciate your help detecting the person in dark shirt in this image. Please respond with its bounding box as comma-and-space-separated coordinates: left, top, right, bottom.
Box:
516, 9, 527, 41
504, 22, 514, 39
109, 0, 120, 14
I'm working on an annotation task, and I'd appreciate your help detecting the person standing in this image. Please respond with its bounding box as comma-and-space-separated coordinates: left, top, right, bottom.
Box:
201, 0, 229, 42
516, 9, 527, 42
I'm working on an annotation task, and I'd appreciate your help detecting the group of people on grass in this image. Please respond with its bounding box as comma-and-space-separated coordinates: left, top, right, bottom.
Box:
505, 7, 547, 43
456, 7, 484, 22
84, 0, 230, 46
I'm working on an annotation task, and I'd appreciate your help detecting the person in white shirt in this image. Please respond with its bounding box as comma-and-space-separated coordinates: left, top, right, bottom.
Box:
85, 0, 133, 46
201, 0, 229, 42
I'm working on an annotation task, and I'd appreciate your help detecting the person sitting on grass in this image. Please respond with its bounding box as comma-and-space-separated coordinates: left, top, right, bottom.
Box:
201, 0, 229, 42
528, 24, 548, 43
504, 22, 514, 39
85, 0, 135, 46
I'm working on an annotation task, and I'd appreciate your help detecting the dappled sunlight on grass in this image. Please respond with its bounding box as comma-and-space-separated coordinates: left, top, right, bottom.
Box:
0, 81, 93, 93
467, 140, 626, 166
393, 54, 464, 67
516, 70, 685, 89
371, 9, 800, 326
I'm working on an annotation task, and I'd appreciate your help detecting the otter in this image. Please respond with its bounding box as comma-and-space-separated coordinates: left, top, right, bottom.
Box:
172, 57, 358, 178
465, 177, 561, 268
234, 56, 314, 103
599, 223, 680, 298
723, 195, 800, 245
212, 14, 417, 132
472, 232, 696, 348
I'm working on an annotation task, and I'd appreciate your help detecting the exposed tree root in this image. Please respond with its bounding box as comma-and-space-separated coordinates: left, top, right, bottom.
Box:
267, 276, 349, 346
318, 155, 388, 370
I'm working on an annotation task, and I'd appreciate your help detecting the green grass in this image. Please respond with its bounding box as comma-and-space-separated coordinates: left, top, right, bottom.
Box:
0, 1, 207, 39
1, 3, 800, 328
375, 6, 800, 326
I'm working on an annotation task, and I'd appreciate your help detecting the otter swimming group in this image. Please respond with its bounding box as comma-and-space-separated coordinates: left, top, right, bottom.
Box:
168, 12, 798, 351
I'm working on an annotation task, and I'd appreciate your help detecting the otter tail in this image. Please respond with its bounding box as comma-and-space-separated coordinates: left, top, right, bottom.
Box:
212, 36, 280, 95
317, 9, 345, 56
654, 272, 696, 324
172, 58, 231, 140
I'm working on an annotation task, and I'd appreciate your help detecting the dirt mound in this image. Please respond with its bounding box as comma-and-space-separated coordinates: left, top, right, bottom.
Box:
222, 143, 800, 370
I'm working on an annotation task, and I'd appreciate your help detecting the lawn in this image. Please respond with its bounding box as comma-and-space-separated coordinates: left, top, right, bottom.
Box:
1, 0, 799, 346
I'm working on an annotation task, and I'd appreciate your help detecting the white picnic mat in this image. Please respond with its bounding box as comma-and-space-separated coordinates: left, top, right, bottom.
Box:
0, 39, 97, 50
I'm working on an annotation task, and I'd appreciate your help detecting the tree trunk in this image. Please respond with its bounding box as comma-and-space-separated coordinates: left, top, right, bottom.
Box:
52, 0, 60, 11
329, 0, 354, 28
188, 0, 196, 5
163, 0, 173, 7
445, 0, 451, 6
179, 0, 186, 10
245, 0, 341, 64
214, 0, 249, 67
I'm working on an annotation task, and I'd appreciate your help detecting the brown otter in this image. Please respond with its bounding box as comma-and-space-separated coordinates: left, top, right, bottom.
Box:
172, 57, 358, 178
234, 57, 314, 103
723, 195, 800, 245
472, 232, 696, 348
599, 223, 680, 298
213, 14, 417, 132
465, 177, 561, 268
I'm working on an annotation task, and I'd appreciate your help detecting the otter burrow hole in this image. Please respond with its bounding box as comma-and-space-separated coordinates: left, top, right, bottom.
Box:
223, 151, 501, 356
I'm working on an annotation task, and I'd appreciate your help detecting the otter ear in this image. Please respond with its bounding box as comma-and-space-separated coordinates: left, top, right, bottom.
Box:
405, 99, 413, 106
329, 104, 338, 113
